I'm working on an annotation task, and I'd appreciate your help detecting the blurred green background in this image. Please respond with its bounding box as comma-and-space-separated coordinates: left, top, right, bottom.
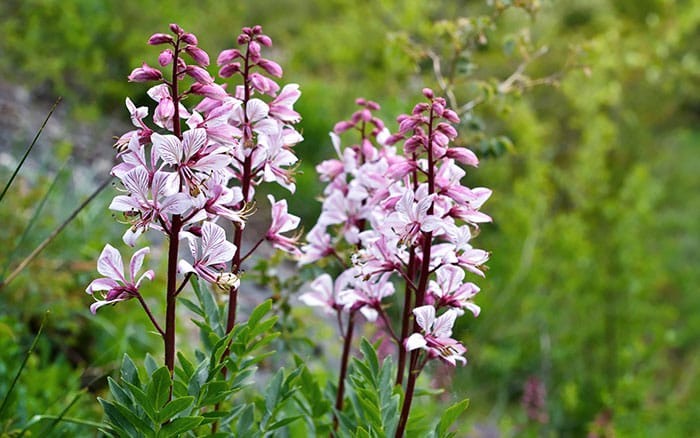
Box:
1, 0, 698, 436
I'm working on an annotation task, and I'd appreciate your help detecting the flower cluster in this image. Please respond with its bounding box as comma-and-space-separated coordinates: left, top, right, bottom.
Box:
300, 90, 491, 368
87, 24, 302, 313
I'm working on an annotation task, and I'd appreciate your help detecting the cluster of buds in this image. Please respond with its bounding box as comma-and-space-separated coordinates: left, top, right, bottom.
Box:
300, 89, 491, 368
87, 23, 302, 313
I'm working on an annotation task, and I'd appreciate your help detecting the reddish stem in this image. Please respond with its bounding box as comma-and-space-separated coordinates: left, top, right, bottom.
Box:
333, 310, 356, 431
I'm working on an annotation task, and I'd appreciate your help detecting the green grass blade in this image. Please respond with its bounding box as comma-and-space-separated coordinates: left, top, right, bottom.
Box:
0, 176, 112, 290
1, 159, 70, 279
0, 311, 48, 418
0, 97, 61, 205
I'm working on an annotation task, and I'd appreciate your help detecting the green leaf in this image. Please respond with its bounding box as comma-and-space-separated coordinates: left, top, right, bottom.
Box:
436, 398, 469, 437
123, 381, 157, 423
157, 396, 194, 423
198, 380, 234, 407
147, 367, 173, 410
248, 299, 272, 328
265, 368, 284, 413
179, 297, 205, 318
99, 398, 150, 437
267, 415, 303, 432
359, 338, 379, 379
159, 416, 203, 437
236, 404, 255, 435
145, 354, 160, 377
107, 377, 133, 407
121, 353, 142, 387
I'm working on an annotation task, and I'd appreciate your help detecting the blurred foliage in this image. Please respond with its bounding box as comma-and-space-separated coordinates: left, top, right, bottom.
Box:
0, 0, 699, 436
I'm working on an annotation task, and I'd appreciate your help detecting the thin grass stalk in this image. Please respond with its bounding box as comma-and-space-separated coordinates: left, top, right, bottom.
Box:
0, 177, 112, 290
0, 312, 48, 418
0, 97, 61, 205
1, 160, 69, 279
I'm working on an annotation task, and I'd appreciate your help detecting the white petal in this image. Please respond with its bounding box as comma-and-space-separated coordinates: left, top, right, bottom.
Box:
405, 333, 427, 351
97, 244, 125, 281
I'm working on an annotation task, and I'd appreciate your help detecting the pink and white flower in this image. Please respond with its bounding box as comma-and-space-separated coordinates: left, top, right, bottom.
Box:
86, 245, 154, 314
405, 305, 467, 366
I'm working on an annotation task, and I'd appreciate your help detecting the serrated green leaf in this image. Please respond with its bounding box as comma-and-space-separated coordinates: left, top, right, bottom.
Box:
147, 367, 172, 410
159, 416, 203, 437
436, 398, 469, 437
157, 396, 194, 423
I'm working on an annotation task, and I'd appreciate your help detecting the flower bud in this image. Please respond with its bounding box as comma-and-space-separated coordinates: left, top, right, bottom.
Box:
366, 100, 380, 111
248, 41, 261, 58
422, 87, 434, 99
181, 32, 198, 45
169, 23, 183, 35
442, 109, 460, 123
148, 33, 174, 45
333, 121, 355, 133
218, 62, 241, 78
158, 49, 174, 66
185, 45, 210, 66
257, 58, 283, 78
249, 72, 280, 96
217, 49, 241, 66
128, 63, 163, 82
257, 35, 272, 46
185, 65, 214, 84
355, 98, 367, 106
237, 34, 249, 45
252, 25, 263, 35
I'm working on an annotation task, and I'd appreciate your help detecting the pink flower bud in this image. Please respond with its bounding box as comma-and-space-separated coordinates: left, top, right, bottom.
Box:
371, 117, 385, 131
436, 122, 457, 139
366, 100, 380, 111
181, 32, 198, 45
384, 133, 404, 146
128, 63, 163, 82
412, 102, 429, 115
252, 25, 263, 34
218, 62, 241, 78
185, 65, 214, 84
257, 58, 283, 78
169, 23, 183, 35
360, 108, 372, 122
217, 49, 241, 66
248, 41, 261, 58
422, 88, 434, 99
185, 46, 210, 66
446, 147, 479, 167
432, 102, 445, 117
334, 121, 355, 133
237, 34, 249, 45
242, 26, 253, 35
148, 33, 174, 45
355, 98, 367, 106
257, 35, 272, 46
158, 49, 174, 66
443, 109, 460, 123
249, 72, 279, 96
